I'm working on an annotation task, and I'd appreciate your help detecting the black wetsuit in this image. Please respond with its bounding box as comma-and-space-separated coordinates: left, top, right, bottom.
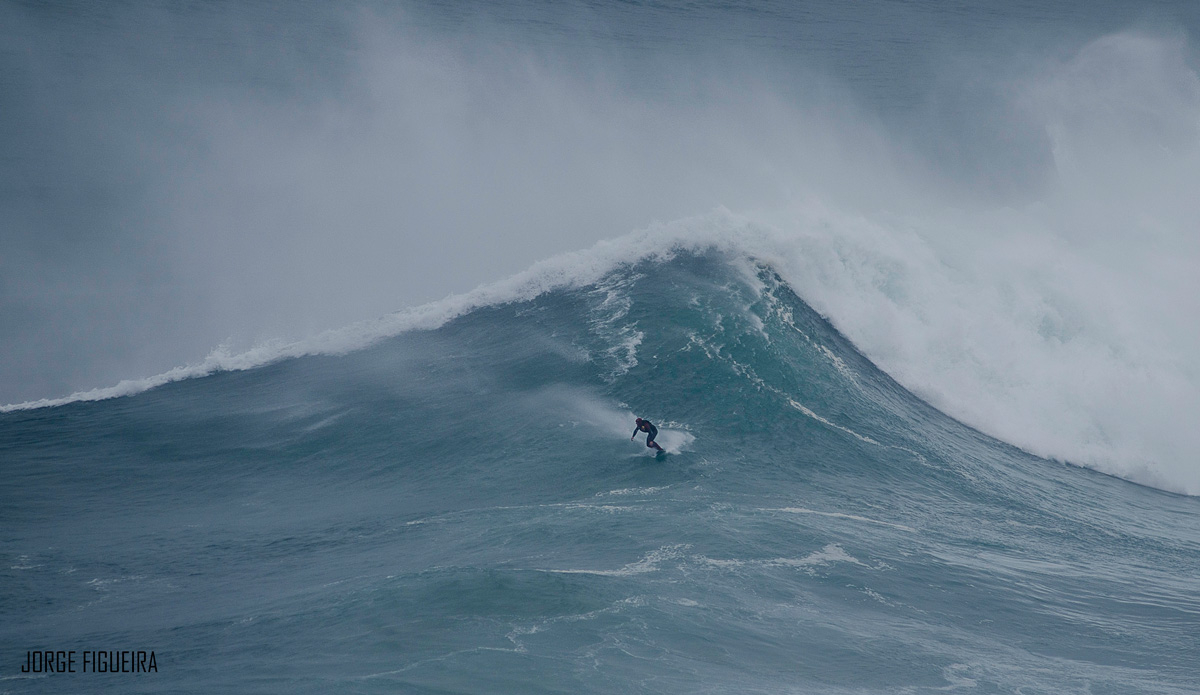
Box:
633, 420, 663, 450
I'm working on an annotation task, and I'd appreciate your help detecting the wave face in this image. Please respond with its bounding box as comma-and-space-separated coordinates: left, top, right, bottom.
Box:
3, 252, 1199, 693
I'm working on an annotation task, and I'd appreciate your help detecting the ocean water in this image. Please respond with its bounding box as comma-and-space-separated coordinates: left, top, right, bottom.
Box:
4, 1, 1200, 693
3, 249, 1199, 693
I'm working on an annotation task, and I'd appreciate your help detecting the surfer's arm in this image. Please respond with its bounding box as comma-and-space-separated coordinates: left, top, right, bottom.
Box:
632, 428, 639, 440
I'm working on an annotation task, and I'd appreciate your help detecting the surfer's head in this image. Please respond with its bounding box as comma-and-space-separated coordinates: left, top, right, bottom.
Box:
635, 417, 644, 425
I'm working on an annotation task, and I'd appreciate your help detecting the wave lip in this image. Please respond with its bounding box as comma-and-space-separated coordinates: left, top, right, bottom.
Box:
0, 212, 741, 414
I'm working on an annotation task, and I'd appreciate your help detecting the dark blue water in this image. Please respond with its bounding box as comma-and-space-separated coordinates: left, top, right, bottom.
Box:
3, 252, 1198, 693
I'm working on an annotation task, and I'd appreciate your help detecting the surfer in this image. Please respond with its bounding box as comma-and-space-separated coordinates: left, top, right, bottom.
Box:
632, 418, 665, 451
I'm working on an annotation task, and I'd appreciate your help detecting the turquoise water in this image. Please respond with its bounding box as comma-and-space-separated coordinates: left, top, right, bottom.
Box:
4, 252, 1198, 693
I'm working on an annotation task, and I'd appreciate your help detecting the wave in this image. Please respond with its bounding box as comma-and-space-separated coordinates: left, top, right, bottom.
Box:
6, 200, 1197, 496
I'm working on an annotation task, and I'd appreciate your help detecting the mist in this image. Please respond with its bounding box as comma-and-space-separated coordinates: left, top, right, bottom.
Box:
2, 1, 921, 402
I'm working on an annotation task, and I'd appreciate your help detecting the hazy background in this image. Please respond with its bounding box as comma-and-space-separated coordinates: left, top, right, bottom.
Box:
2, 0, 1199, 404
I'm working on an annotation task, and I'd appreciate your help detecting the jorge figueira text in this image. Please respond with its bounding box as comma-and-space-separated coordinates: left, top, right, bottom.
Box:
21, 650, 157, 673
